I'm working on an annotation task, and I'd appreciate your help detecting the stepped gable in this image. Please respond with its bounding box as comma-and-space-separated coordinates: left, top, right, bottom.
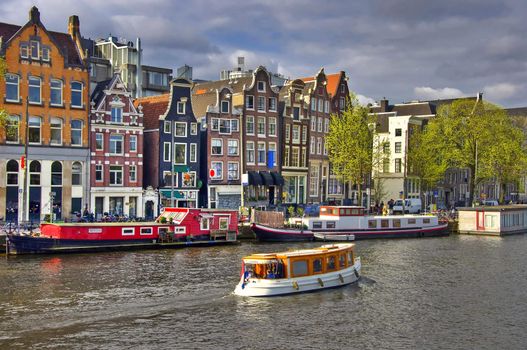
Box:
134, 94, 170, 130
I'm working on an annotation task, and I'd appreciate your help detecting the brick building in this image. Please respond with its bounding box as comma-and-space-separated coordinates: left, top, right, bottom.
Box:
0, 7, 90, 222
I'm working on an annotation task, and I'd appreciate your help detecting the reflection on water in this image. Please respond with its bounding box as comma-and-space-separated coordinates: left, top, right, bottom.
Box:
1, 235, 527, 349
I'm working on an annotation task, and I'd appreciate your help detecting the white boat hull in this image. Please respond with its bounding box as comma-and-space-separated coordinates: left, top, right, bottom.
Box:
314, 233, 355, 241
234, 258, 361, 297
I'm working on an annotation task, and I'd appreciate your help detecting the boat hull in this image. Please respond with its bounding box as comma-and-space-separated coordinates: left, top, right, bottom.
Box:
251, 223, 314, 242
234, 258, 361, 297
314, 233, 355, 241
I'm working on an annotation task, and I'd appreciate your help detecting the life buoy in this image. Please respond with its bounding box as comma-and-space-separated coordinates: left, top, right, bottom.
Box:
318, 278, 324, 287
292, 281, 299, 290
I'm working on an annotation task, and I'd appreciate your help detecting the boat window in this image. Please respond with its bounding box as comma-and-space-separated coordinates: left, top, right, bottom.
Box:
219, 217, 229, 230
313, 258, 323, 273
326, 256, 336, 270
339, 254, 346, 268
320, 207, 328, 213
368, 220, 377, 228
140, 227, 153, 235
352, 209, 359, 215
326, 221, 336, 229
381, 219, 389, 228
348, 251, 354, 264
332, 208, 339, 215
292, 260, 309, 277
393, 219, 401, 228
423, 218, 431, 224
313, 221, 322, 229
340, 209, 346, 215
346, 209, 352, 215
122, 228, 134, 236
174, 227, 186, 233
408, 218, 416, 224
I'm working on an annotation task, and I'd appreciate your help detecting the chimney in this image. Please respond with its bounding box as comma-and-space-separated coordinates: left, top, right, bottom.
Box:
477, 92, 483, 101
29, 6, 40, 23
380, 98, 389, 112
68, 15, 80, 39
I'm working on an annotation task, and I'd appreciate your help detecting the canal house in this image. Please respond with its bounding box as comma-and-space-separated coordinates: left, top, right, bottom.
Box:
457, 205, 527, 236
140, 78, 200, 209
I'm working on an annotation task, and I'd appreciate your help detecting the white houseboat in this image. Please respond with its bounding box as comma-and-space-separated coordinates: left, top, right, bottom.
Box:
234, 243, 361, 297
457, 205, 527, 236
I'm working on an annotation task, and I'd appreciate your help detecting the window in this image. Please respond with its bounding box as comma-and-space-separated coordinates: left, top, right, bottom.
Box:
395, 142, 401, 153
284, 147, 290, 166
269, 143, 277, 166
269, 97, 277, 111
221, 100, 229, 113
301, 149, 306, 167
228, 139, 239, 155
71, 120, 83, 146
246, 142, 255, 164
246, 116, 254, 134
140, 227, 153, 235
368, 220, 377, 228
182, 172, 196, 187
246, 95, 254, 109
110, 165, 123, 185
231, 119, 239, 132
5, 74, 19, 102
339, 97, 345, 110
6, 116, 19, 143
383, 142, 390, 154
95, 164, 103, 182
219, 217, 229, 230
122, 228, 134, 236
313, 221, 322, 229
20, 43, 28, 58
311, 98, 317, 111
341, 83, 346, 93
50, 79, 63, 106
163, 142, 171, 162
50, 117, 63, 145
381, 219, 389, 228
309, 166, 319, 197
311, 115, 316, 131
51, 161, 62, 186
324, 119, 329, 133
383, 158, 390, 173
393, 219, 401, 228
129, 135, 137, 152
292, 125, 300, 143
292, 260, 308, 277
174, 143, 187, 164
72, 162, 82, 185
258, 142, 266, 164
291, 147, 300, 167
324, 101, 330, 113
257, 96, 265, 112
423, 218, 431, 224
395, 158, 402, 173
174, 122, 187, 137
190, 143, 197, 162
211, 161, 223, 179
318, 99, 323, 112
29, 161, 41, 185
339, 254, 346, 268
164, 121, 171, 133
111, 107, 123, 123
408, 218, 416, 225
220, 119, 231, 134
327, 256, 336, 270
28, 116, 41, 144
148, 72, 167, 86
28, 76, 41, 104
129, 165, 137, 182
285, 124, 290, 142
201, 217, 210, 230
191, 123, 198, 135
317, 137, 322, 155
109, 134, 124, 154
211, 118, 219, 131
30, 40, 39, 59
228, 162, 239, 180
395, 128, 402, 137
71, 82, 83, 107
313, 258, 323, 273
269, 117, 276, 136
257, 81, 265, 92
6, 160, 19, 185
302, 126, 307, 144
177, 101, 185, 114
211, 139, 223, 155
317, 117, 323, 132
310, 136, 315, 154
42, 47, 50, 61
323, 141, 328, 155
257, 117, 265, 136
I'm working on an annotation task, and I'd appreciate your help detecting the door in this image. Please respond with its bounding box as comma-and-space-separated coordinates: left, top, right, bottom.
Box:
476, 210, 485, 231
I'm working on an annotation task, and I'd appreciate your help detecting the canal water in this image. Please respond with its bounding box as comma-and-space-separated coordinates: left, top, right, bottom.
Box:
1, 235, 527, 349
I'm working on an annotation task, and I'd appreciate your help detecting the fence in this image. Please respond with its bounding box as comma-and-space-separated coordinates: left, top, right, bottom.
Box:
254, 211, 284, 228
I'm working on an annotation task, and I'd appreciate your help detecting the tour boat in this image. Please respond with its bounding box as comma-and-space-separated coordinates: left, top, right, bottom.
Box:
6, 208, 238, 255
234, 243, 361, 297
252, 205, 448, 242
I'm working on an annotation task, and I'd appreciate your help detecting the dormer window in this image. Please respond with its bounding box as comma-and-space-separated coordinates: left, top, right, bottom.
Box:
111, 107, 123, 123
221, 100, 229, 113
177, 101, 185, 114
340, 83, 346, 93
20, 43, 28, 58
30, 41, 39, 59
257, 81, 265, 92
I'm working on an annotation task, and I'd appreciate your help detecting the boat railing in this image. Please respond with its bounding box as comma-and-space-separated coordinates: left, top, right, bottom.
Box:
1, 221, 40, 236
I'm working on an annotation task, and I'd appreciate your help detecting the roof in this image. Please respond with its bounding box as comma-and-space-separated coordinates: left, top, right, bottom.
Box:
243, 243, 354, 261
370, 97, 479, 116
134, 94, 170, 129
0, 21, 83, 66
90, 79, 112, 106
299, 71, 345, 98
194, 77, 253, 96
458, 205, 527, 212
191, 91, 217, 118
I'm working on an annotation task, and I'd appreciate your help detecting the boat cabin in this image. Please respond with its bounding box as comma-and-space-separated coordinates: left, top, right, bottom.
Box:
241, 244, 356, 280
457, 205, 527, 236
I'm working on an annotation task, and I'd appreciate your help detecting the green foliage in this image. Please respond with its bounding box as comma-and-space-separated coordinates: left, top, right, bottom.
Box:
0, 57, 7, 130
287, 205, 295, 218
326, 93, 376, 205
159, 216, 167, 224
297, 207, 304, 217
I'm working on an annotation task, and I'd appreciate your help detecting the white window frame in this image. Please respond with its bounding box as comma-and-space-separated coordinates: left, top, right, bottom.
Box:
246, 141, 255, 164
221, 100, 229, 113
311, 98, 317, 111
177, 101, 185, 114
71, 81, 83, 108
174, 143, 187, 165
109, 165, 123, 186
257, 142, 266, 165
324, 119, 329, 133
109, 134, 123, 155
71, 120, 83, 147
246, 116, 255, 135
211, 118, 219, 131
190, 143, 197, 162
318, 117, 323, 132
310, 136, 315, 155
164, 121, 171, 133
285, 124, 290, 142
231, 119, 239, 132
129, 165, 137, 182
174, 122, 187, 137
257, 117, 266, 136
211, 138, 223, 156
95, 164, 104, 182
28, 116, 41, 144
129, 135, 137, 152
257, 96, 266, 112
257, 81, 266, 92
211, 161, 223, 180
140, 227, 153, 235
292, 125, 300, 144
111, 107, 123, 123
5, 74, 20, 102
30, 40, 39, 59
20, 43, 28, 59
269, 97, 277, 111
163, 142, 171, 162
246, 95, 254, 110
191, 122, 198, 135
228, 162, 239, 180
50, 117, 63, 146
6, 115, 19, 143
269, 117, 276, 136
50, 79, 63, 106
317, 137, 322, 155
122, 228, 135, 236
269, 142, 277, 166
228, 139, 239, 156
28, 76, 41, 104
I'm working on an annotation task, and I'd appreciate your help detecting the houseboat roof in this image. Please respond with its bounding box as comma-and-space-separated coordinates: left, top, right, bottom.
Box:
242, 244, 354, 262
42, 221, 164, 227
457, 205, 527, 212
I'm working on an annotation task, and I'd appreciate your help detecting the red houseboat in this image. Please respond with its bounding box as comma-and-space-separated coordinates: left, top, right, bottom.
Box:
6, 208, 238, 255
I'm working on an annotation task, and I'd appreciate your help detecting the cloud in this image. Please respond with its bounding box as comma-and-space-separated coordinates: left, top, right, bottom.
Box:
413, 87, 467, 100
356, 94, 376, 106
483, 83, 519, 100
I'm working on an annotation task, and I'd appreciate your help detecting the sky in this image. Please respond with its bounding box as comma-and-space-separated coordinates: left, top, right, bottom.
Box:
1, 0, 527, 107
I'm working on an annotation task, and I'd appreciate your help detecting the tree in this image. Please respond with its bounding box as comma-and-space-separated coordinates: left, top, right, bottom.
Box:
371, 134, 390, 205
0, 57, 8, 129
417, 99, 527, 205
326, 93, 376, 207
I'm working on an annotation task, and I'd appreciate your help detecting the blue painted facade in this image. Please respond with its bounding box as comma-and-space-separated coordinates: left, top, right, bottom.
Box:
158, 79, 201, 208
